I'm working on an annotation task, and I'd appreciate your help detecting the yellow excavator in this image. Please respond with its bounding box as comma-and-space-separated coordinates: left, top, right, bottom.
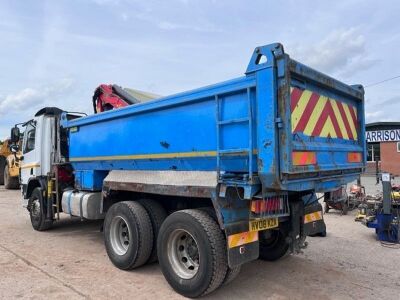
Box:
0, 138, 21, 189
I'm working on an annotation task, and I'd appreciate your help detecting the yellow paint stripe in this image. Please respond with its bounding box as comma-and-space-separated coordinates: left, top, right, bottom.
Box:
20, 163, 40, 169
70, 150, 258, 162
303, 95, 327, 136
228, 231, 258, 248
331, 99, 349, 140
291, 89, 313, 131
343, 103, 357, 139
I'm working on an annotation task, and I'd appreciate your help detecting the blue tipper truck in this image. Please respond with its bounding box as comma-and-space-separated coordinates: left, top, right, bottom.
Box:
13, 43, 365, 297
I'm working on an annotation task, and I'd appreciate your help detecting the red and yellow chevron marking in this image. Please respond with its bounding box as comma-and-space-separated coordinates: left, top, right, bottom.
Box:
228, 231, 258, 249
304, 211, 323, 224
291, 87, 358, 140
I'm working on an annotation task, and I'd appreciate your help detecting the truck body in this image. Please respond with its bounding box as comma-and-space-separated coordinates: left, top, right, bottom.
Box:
15, 43, 365, 298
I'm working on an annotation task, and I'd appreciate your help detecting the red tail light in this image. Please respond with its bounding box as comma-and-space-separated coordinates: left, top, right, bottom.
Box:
251, 197, 281, 214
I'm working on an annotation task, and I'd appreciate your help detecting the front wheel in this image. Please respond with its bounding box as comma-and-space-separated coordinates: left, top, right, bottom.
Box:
29, 187, 53, 231
259, 228, 289, 261
341, 202, 348, 215
157, 209, 228, 298
0, 157, 5, 185
4, 164, 19, 189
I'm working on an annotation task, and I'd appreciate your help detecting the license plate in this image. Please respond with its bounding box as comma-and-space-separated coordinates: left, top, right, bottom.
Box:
249, 218, 278, 232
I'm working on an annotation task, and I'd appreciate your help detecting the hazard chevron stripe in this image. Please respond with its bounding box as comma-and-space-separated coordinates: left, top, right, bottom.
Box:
228, 231, 258, 248
290, 87, 358, 140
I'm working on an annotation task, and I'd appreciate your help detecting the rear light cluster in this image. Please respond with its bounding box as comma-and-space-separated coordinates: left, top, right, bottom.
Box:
292, 151, 362, 166
292, 151, 316, 166
250, 195, 290, 217
348, 152, 362, 163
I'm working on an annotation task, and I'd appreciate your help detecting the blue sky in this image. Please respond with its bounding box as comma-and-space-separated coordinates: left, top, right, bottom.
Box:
1, 0, 399, 138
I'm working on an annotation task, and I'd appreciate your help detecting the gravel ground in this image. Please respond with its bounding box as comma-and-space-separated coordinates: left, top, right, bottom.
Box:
1, 183, 400, 300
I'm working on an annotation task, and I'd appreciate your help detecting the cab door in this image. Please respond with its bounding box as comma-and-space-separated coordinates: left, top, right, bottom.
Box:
20, 120, 40, 188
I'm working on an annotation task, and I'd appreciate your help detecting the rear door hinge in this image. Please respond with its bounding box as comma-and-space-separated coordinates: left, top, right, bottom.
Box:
275, 117, 283, 128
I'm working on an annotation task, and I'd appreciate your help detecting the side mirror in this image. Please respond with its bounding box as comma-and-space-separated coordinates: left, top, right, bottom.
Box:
10, 127, 20, 143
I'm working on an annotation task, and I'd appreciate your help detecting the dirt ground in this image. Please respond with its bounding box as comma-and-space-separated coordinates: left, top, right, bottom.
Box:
1, 184, 400, 300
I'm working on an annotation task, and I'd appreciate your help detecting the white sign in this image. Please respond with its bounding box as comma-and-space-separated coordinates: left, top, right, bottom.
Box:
382, 173, 391, 182
366, 129, 400, 143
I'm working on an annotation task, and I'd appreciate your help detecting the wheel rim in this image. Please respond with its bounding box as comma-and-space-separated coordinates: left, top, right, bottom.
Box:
167, 229, 200, 279
110, 216, 130, 256
31, 198, 41, 219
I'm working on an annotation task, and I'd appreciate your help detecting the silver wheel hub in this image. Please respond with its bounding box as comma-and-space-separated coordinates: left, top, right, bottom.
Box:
110, 216, 130, 255
31, 199, 41, 218
167, 229, 200, 279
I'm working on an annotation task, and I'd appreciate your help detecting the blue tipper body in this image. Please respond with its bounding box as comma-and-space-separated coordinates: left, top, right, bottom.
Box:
61, 43, 365, 195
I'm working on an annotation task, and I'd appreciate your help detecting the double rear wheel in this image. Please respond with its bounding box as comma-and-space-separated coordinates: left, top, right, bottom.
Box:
104, 204, 235, 297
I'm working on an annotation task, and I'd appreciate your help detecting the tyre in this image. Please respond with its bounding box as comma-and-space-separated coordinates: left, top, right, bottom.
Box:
29, 187, 53, 231
104, 201, 153, 270
223, 266, 241, 285
157, 209, 228, 298
0, 157, 5, 185
342, 202, 348, 215
137, 198, 167, 263
259, 228, 289, 261
4, 164, 19, 189
324, 202, 330, 213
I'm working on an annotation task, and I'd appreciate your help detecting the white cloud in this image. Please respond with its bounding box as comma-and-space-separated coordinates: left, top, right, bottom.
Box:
0, 79, 74, 114
366, 110, 384, 121
289, 28, 378, 78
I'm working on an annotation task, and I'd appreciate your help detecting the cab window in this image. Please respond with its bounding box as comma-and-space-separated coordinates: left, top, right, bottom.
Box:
23, 124, 36, 153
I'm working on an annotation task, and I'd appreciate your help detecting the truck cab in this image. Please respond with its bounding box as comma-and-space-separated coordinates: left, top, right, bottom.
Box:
14, 109, 57, 206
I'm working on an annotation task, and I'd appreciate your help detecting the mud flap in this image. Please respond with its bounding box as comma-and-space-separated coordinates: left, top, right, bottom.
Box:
227, 241, 259, 268
288, 201, 307, 253
304, 203, 326, 236
225, 226, 259, 268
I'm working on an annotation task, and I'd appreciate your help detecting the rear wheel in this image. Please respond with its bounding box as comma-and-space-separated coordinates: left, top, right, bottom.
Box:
4, 164, 19, 189
324, 202, 330, 213
198, 207, 241, 285
157, 209, 228, 298
223, 266, 241, 285
259, 228, 289, 261
137, 198, 167, 263
29, 187, 53, 231
104, 201, 153, 270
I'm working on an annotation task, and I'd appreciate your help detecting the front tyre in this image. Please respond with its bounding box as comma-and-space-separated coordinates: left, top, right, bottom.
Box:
157, 209, 228, 298
29, 187, 53, 231
104, 201, 153, 270
4, 164, 19, 189
0, 157, 5, 185
259, 228, 289, 261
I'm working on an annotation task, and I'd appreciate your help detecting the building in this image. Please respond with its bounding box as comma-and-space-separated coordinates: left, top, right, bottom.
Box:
366, 122, 400, 175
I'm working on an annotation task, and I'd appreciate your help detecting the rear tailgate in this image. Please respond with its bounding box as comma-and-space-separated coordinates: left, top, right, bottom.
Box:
279, 59, 365, 189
